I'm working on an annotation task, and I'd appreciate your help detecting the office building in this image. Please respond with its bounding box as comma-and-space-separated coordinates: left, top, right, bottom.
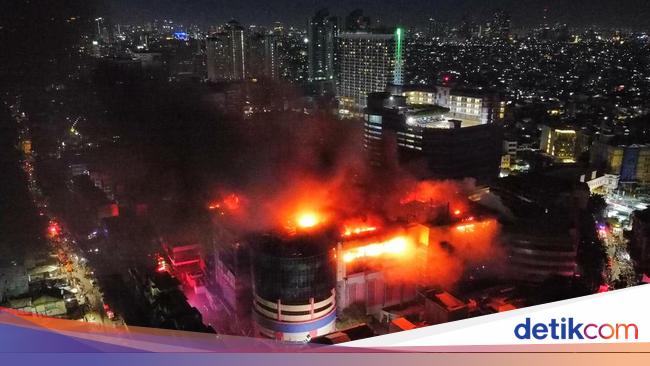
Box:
250, 233, 336, 342
206, 20, 246, 82
248, 32, 280, 80
590, 136, 650, 184
364, 92, 501, 183
540, 125, 578, 162
308, 9, 338, 82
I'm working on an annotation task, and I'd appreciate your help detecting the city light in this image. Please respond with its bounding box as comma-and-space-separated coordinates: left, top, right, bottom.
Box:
48, 222, 61, 237
5, 0, 649, 352
156, 254, 169, 273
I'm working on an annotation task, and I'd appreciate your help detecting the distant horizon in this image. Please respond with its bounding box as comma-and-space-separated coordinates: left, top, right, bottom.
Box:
103, 0, 650, 31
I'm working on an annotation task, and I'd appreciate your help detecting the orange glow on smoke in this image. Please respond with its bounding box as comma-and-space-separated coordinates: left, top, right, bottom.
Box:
343, 236, 412, 263
365, 219, 500, 287
208, 193, 241, 211
222, 194, 241, 210
296, 211, 321, 229
399, 181, 469, 214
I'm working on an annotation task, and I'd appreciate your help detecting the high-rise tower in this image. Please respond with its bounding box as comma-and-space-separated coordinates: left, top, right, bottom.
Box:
337, 28, 404, 114
206, 20, 246, 82
308, 9, 338, 82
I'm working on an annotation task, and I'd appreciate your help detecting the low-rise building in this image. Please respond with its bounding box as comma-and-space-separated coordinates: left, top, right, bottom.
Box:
591, 135, 650, 185
0, 264, 29, 301
423, 290, 468, 325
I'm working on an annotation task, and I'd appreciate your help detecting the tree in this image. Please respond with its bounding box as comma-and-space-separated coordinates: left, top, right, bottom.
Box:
588, 194, 607, 221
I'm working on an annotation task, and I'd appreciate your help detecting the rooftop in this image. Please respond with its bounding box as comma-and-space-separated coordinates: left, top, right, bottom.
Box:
425, 290, 466, 311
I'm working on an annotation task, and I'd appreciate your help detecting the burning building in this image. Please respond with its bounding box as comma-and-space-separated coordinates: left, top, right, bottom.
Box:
336, 226, 421, 316
208, 176, 501, 341
250, 231, 337, 342
335, 213, 498, 318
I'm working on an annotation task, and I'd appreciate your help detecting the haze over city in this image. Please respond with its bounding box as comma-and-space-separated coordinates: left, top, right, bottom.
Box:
2, 0, 650, 345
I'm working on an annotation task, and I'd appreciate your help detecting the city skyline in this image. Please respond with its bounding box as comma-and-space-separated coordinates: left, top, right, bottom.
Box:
104, 0, 650, 30
2, 0, 650, 347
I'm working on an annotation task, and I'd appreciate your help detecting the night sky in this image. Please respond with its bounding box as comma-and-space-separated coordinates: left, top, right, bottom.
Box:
104, 0, 650, 30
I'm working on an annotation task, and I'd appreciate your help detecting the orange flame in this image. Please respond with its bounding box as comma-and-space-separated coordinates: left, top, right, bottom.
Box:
343, 236, 412, 263
342, 226, 377, 237
456, 223, 475, 232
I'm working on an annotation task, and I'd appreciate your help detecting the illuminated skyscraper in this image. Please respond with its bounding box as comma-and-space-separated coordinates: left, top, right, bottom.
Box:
337, 28, 404, 114
206, 20, 246, 82
262, 35, 280, 80
308, 9, 338, 82
248, 31, 280, 80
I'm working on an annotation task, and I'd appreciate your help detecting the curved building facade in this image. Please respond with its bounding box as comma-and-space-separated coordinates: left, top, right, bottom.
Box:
505, 231, 578, 283
250, 234, 336, 342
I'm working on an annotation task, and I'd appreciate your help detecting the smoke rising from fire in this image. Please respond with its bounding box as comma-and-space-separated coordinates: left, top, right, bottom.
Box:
207, 113, 501, 289
386, 219, 501, 288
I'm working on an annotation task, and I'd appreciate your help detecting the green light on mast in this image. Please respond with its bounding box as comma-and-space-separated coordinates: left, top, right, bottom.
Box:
394, 27, 404, 85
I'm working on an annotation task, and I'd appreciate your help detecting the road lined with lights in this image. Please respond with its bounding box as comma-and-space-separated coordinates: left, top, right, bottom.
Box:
10, 101, 122, 326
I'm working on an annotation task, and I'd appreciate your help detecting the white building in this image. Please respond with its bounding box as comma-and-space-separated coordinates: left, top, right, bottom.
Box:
337, 29, 403, 114
402, 86, 505, 125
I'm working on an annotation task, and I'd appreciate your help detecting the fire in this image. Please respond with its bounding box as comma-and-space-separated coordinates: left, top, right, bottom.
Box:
456, 219, 493, 233
342, 226, 377, 237
341, 216, 383, 238
208, 193, 241, 211
456, 223, 475, 232
343, 236, 411, 263
296, 212, 321, 229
